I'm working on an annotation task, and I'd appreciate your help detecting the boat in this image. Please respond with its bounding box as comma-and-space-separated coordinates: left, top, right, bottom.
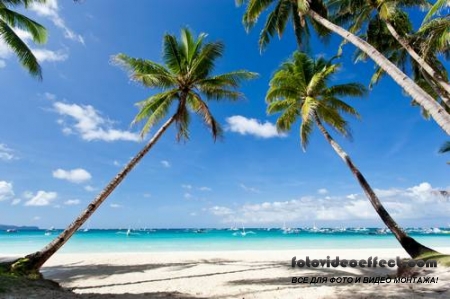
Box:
6, 229, 17, 233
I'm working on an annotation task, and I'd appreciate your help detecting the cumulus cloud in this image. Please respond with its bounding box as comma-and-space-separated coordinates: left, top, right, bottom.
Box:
53, 168, 91, 183
30, 0, 84, 44
0, 144, 16, 161
226, 115, 286, 139
24, 191, 57, 206
110, 203, 122, 208
0, 181, 14, 201
53, 102, 140, 142
208, 182, 450, 225
64, 199, 80, 205
199, 186, 212, 192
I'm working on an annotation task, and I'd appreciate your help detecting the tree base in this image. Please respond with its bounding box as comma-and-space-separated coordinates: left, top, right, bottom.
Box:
0, 258, 42, 279
401, 236, 439, 259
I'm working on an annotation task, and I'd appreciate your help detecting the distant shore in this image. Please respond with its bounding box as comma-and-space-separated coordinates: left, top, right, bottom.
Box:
4, 248, 446, 298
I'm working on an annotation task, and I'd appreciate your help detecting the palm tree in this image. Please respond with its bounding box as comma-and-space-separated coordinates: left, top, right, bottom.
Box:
6, 28, 257, 275
266, 51, 437, 258
236, 0, 450, 135
329, 0, 450, 106
0, 0, 47, 79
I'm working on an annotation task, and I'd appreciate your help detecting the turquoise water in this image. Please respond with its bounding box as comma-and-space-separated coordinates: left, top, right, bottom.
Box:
1, 228, 450, 255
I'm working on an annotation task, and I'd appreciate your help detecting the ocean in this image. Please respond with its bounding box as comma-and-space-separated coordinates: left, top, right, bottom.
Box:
2, 227, 450, 255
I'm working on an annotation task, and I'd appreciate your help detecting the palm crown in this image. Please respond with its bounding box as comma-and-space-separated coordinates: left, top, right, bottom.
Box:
114, 28, 258, 141
266, 51, 366, 148
0, 0, 47, 79
236, 0, 329, 51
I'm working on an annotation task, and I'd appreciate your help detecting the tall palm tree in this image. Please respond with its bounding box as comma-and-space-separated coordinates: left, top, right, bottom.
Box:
236, 0, 450, 135
329, 0, 450, 106
0, 0, 47, 79
266, 51, 436, 258
6, 28, 257, 275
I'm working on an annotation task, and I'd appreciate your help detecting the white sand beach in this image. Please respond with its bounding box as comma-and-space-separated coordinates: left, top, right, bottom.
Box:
4, 247, 445, 299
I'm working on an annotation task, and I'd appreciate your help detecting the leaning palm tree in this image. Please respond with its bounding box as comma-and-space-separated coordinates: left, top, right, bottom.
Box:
266, 51, 436, 258
329, 0, 450, 106
236, 0, 450, 135
6, 28, 257, 275
0, 0, 47, 79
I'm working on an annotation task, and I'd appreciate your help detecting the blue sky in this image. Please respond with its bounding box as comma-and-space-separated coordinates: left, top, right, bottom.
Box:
0, 0, 449, 229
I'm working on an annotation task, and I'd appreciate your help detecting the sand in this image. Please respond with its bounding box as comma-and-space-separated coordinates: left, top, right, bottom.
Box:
3, 248, 450, 298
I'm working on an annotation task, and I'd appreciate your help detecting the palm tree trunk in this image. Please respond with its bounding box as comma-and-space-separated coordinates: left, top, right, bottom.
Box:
384, 20, 450, 107
313, 114, 437, 258
18, 115, 176, 272
306, 9, 450, 135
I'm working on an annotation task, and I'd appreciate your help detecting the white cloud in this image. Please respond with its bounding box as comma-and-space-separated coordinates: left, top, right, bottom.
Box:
240, 183, 260, 193
64, 199, 80, 205
317, 188, 328, 195
33, 49, 68, 62
30, 0, 84, 44
184, 193, 193, 199
44, 92, 56, 101
199, 186, 212, 192
32, 216, 41, 221
0, 181, 14, 201
24, 191, 57, 206
113, 160, 121, 167
161, 160, 171, 168
110, 203, 122, 208
53, 168, 91, 183
53, 102, 140, 142
11, 198, 21, 205
181, 184, 192, 189
84, 185, 96, 192
0, 60, 5, 68
209, 206, 234, 216
208, 182, 449, 225
143, 193, 151, 198
0, 144, 16, 161
226, 115, 286, 139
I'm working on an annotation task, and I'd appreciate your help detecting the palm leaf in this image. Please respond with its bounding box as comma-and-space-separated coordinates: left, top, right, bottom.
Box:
0, 19, 41, 78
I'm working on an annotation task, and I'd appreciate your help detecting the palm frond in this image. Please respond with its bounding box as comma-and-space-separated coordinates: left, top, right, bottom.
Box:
188, 92, 223, 140
0, 7, 47, 43
258, 0, 291, 50
163, 33, 184, 74
113, 53, 176, 89
0, 19, 41, 78
133, 90, 179, 137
